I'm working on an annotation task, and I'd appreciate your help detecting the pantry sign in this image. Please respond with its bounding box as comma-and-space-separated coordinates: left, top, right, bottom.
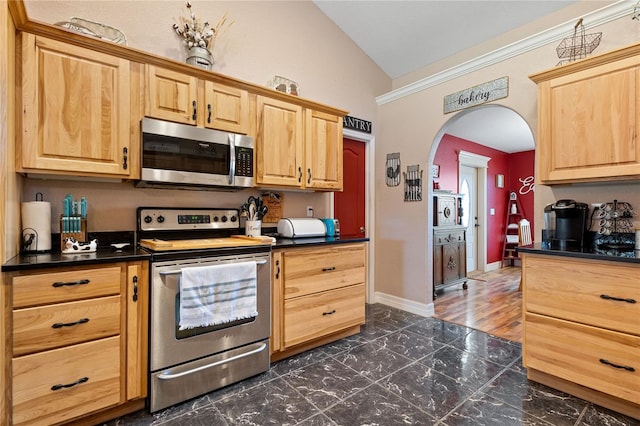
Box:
443, 76, 508, 114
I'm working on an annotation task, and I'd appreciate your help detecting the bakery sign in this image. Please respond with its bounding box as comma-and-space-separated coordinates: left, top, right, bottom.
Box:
443, 76, 509, 114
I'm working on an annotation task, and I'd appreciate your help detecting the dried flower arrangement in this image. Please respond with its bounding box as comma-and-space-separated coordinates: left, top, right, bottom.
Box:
172, 1, 233, 52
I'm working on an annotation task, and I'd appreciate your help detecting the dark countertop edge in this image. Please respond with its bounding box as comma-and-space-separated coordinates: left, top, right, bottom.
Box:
2, 249, 151, 272
2, 237, 370, 271
517, 244, 640, 264
273, 236, 369, 249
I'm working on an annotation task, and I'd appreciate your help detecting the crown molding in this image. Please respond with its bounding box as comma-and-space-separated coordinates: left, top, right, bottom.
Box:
376, 1, 632, 106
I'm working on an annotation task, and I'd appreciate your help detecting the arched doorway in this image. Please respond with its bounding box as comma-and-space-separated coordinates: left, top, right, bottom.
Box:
427, 104, 534, 292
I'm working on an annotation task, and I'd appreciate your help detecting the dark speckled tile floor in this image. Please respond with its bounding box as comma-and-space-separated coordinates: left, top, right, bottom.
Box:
104, 304, 640, 426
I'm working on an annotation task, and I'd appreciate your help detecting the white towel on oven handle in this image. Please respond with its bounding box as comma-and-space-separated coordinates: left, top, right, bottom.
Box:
179, 261, 258, 330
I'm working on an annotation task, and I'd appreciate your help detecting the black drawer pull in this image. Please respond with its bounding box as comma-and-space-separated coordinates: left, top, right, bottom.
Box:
599, 358, 635, 372
322, 310, 336, 316
52, 318, 89, 329
51, 376, 89, 391
52, 279, 90, 288
600, 294, 636, 304
322, 267, 336, 272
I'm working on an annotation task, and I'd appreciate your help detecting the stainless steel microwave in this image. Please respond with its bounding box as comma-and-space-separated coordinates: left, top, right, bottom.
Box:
137, 117, 254, 190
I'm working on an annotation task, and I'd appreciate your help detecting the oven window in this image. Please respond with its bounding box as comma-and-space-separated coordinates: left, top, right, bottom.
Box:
143, 134, 230, 175
174, 293, 254, 339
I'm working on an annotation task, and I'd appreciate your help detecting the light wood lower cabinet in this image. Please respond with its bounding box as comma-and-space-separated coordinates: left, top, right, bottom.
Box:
522, 254, 640, 419
5, 261, 148, 425
271, 243, 366, 360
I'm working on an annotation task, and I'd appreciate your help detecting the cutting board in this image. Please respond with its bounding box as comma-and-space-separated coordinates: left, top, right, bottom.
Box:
140, 235, 274, 251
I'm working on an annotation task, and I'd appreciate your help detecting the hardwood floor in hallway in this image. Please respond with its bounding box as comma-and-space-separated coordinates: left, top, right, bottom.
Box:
433, 266, 523, 343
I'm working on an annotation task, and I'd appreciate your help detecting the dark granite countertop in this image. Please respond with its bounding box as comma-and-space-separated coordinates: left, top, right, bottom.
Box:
2, 233, 369, 272
2, 247, 151, 272
517, 243, 640, 264
273, 235, 369, 249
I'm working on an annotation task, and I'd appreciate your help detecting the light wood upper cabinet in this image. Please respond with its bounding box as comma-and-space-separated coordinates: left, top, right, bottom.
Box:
256, 96, 344, 191
256, 96, 304, 187
19, 33, 132, 177
531, 44, 640, 184
203, 81, 249, 134
146, 65, 249, 134
146, 65, 197, 125
305, 109, 343, 190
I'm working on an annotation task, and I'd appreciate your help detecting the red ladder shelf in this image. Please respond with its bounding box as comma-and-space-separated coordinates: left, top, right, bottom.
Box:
501, 191, 526, 267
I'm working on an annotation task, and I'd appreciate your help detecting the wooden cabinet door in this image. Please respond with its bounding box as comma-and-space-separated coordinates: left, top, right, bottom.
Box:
203, 81, 249, 134
255, 96, 303, 187
20, 34, 131, 176
304, 109, 343, 190
535, 55, 640, 183
126, 262, 148, 400
146, 65, 197, 125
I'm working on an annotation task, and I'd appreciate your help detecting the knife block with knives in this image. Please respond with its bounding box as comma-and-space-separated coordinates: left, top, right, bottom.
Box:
59, 216, 87, 251
59, 194, 88, 250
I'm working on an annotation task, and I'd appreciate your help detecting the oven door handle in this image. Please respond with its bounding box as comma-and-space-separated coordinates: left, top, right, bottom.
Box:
157, 342, 267, 380
159, 259, 268, 276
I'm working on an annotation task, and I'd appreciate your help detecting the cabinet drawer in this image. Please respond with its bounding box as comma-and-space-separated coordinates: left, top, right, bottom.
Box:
284, 284, 365, 348
13, 296, 121, 356
434, 229, 465, 245
13, 266, 122, 308
283, 244, 365, 299
13, 336, 121, 426
524, 313, 640, 404
524, 256, 640, 335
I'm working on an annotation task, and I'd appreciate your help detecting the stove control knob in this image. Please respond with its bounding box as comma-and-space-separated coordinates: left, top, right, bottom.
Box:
213, 216, 219, 222
144, 215, 153, 224
221, 216, 228, 222
157, 215, 165, 223
230, 215, 237, 222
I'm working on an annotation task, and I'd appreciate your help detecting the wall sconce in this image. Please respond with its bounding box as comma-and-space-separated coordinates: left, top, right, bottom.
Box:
496, 174, 505, 188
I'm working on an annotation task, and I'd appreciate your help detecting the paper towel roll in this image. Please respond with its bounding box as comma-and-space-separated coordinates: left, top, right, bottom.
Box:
21, 201, 52, 251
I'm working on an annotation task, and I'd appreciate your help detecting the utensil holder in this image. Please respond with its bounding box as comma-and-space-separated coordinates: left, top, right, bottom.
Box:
60, 215, 87, 250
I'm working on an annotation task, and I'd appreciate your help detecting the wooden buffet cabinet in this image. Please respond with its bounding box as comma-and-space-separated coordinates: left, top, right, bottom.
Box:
530, 42, 640, 184
432, 192, 467, 298
270, 243, 367, 361
4, 261, 148, 425
521, 253, 640, 419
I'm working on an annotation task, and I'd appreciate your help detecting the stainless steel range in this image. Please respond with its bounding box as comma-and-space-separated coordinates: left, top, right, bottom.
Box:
137, 207, 271, 413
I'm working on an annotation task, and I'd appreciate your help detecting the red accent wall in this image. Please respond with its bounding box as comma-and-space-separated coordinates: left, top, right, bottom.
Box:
434, 134, 535, 264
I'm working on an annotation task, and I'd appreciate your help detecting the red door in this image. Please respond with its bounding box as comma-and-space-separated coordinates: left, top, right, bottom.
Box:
335, 138, 365, 237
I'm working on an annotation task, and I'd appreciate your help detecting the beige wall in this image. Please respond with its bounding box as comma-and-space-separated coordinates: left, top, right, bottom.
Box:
19, 0, 390, 233
376, 10, 640, 307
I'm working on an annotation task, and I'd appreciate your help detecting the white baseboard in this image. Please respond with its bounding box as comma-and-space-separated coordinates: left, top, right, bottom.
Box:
373, 292, 434, 317
485, 261, 502, 272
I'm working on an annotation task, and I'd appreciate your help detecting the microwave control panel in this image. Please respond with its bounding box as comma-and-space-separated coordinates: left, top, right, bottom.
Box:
236, 147, 253, 177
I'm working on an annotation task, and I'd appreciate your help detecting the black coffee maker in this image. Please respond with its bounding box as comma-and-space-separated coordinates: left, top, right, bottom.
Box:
543, 199, 589, 250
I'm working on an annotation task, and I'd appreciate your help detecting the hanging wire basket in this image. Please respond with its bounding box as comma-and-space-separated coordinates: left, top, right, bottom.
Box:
556, 18, 601, 66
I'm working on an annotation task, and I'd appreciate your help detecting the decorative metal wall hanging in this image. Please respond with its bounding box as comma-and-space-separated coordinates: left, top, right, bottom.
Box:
386, 153, 401, 187
556, 18, 601, 66
403, 164, 423, 202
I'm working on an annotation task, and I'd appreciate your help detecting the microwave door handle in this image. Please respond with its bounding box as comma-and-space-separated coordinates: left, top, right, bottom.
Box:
229, 135, 236, 185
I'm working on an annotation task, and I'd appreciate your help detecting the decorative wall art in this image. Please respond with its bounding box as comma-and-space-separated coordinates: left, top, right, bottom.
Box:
431, 164, 440, 178
404, 164, 423, 202
385, 153, 401, 187
268, 76, 300, 96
